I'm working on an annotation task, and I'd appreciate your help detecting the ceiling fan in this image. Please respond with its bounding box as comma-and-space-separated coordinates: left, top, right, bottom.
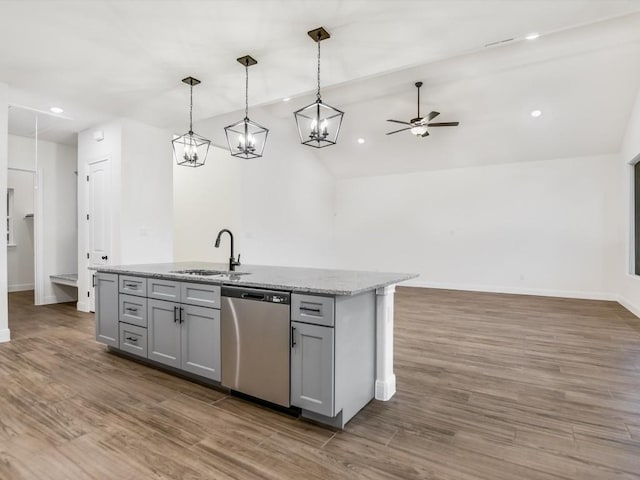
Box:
386, 82, 459, 137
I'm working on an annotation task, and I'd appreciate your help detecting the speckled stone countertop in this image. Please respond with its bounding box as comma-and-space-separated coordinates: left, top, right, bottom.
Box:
93, 262, 418, 296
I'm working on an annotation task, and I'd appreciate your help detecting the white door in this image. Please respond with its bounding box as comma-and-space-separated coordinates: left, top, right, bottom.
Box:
88, 158, 111, 312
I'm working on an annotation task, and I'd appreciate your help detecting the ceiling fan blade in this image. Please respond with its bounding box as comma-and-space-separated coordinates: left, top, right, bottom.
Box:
428, 122, 460, 127
421, 130, 430, 137
386, 119, 412, 125
427, 111, 440, 121
386, 127, 412, 135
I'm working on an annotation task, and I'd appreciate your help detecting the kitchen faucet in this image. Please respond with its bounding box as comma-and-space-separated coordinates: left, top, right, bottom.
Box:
215, 229, 241, 271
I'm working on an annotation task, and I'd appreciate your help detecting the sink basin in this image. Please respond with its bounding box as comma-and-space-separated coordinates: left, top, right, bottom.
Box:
170, 269, 251, 277
170, 269, 228, 276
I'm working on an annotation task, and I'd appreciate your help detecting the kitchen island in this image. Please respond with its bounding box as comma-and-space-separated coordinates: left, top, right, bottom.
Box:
93, 262, 417, 427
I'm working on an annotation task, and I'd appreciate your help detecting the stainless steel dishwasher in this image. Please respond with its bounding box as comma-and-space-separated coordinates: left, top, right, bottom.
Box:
221, 286, 291, 407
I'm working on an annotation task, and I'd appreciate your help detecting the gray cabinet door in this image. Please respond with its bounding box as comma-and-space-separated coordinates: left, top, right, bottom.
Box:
148, 299, 181, 368
290, 321, 335, 417
95, 272, 119, 347
181, 305, 221, 381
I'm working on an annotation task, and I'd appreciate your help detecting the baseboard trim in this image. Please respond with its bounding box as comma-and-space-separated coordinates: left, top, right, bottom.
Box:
76, 301, 90, 313
0, 328, 11, 343
615, 295, 640, 319
402, 280, 616, 301
8, 283, 34, 292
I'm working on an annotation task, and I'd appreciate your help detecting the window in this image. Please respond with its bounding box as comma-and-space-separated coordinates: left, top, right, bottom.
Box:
6, 188, 14, 246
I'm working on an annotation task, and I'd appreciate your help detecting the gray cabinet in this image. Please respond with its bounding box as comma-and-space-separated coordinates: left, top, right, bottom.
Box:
147, 298, 221, 381
291, 320, 335, 417
95, 272, 119, 347
119, 323, 147, 358
181, 305, 221, 381
148, 299, 181, 368
148, 278, 181, 302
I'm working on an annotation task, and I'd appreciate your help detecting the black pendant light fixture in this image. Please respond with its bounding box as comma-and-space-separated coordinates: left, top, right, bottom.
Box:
224, 55, 268, 159
172, 77, 211, 167
294, 27, 344, 148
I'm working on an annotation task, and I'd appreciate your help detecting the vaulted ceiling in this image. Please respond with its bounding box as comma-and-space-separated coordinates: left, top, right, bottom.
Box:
2, 0, 639, 142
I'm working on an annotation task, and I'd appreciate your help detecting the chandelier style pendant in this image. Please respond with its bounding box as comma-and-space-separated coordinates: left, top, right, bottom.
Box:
224, 55, 268, 159
172, 77, 211, 168
294, 27, 344, 148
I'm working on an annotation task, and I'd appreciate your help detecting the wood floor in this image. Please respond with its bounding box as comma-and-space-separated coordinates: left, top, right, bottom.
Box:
1, 289, 640, 479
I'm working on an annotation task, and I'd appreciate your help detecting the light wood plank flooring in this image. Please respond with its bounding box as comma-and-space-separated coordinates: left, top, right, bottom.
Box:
1, 288, 640, 479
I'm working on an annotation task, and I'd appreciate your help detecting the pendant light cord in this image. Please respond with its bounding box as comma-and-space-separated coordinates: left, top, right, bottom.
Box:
245, 60, 249, 120
189, 83, 194, 133
316, 33, 322, 101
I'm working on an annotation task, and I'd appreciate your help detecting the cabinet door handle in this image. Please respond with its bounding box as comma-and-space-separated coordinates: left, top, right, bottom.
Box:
174, 306, 179, 323
291, 326, 296, 348
92, 274, 96, 287
101, 255, 108, 260
180, 307, 184, 324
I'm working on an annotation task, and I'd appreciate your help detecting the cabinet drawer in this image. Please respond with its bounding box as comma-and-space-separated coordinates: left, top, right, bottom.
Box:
119, 323, 147, 358
291, 294, 335, 327
181, 282, 221, 308
119, 294, 147, 328
148, 278, 181, 302
119, 275, 147, 297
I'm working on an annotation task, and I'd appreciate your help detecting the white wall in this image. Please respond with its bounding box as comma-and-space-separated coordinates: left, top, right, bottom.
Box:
120, 119, 173, 265
0, 83, 9, 342
335, 154, 618, 299
615, 87, 640, 315
7, 134, 78, 304
173, 114, 336, 269
7, 169, 34, 291
77, 119, 173, 311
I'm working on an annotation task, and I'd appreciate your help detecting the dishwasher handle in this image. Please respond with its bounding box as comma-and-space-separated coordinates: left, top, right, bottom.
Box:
241, 292, 266, 301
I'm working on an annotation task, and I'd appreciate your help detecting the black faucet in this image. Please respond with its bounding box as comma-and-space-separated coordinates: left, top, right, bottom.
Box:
215, 229, 241, 271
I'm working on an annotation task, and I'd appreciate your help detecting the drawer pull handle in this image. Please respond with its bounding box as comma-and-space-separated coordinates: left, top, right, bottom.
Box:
125, 336, 138, 342
300, 306, 321, 314
125, 307, 138, 312
125, 283, 138, 289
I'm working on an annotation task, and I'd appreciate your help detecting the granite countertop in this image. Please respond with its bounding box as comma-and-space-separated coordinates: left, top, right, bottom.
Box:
93, 262, 418, 296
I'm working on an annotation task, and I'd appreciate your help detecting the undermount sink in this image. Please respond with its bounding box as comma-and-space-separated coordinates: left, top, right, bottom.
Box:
170, 269, 251, 277
171, 269, 227, 276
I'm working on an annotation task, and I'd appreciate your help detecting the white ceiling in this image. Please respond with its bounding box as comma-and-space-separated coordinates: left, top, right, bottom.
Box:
2, 0, 640, 144
198, 12, 640, 178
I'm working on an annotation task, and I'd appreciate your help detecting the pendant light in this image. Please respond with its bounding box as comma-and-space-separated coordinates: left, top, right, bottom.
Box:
172, 77, 211, 168
224, 55, 268, 159
294, 27, 344, 148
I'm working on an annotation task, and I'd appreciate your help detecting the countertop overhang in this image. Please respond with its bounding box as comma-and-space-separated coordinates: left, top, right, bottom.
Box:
92, 262, 418, 296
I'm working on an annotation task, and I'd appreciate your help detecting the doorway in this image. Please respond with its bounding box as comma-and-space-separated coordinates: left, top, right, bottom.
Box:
7, 105, 79, 307
7, 168, 35, 294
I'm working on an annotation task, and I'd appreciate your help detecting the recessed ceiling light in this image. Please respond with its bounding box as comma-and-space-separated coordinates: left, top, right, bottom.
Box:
357, 138, 365, 144
282, 97, 291, 102
49, 106, 64, 114
525, 33, 540, 40
530, 109, 542, 118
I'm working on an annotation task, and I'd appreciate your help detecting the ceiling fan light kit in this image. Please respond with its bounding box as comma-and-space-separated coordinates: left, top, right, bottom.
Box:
386, 81, 460, 138
224, 55, 269, 159
172, 76, 211, 168
293, 26, 344, 148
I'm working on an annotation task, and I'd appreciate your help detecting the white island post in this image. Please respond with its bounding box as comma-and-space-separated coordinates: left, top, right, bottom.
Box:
375, 284, 397, 401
